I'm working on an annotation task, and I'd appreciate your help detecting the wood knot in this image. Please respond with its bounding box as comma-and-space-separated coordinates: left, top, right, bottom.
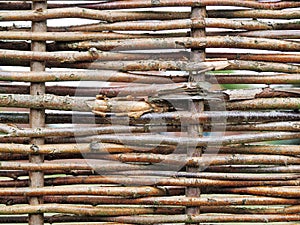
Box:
151, 0, 161, 5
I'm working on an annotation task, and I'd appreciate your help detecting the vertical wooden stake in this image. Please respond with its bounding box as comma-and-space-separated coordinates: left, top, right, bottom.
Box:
29, 1, 47, 224
185, 6, 207, 225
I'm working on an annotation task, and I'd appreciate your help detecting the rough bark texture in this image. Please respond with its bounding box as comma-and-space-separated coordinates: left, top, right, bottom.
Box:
0, 0, 299, 224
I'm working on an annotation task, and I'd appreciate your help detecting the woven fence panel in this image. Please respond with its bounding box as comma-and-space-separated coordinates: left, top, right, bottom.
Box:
0, 0, 300, 224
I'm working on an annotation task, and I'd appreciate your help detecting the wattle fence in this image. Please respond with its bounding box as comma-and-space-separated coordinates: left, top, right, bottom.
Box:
0, 0, 300, 224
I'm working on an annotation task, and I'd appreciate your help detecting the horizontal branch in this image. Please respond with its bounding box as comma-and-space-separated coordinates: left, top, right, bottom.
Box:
2, 1, 300, 11
0, 124, 163, 138
209, 73, 300, 84
207, 165, 300, 173
0, 31, 151, 41
0, 185, 169, 197
219, 186, 300, 198
1, 131, 300, 154
220, 145, 300, 156
0, 213, 135, 224
0, 83, 298, 104
0, 211, 298, 223
110, 170, 300, 181
0, 94, 92, 111
0, 168, 299, 181
0, 111, 299, 125
2, 8, 300, 23
2, 51, 300, 69
0, 160, 146, 172
228, 60, 300, 74
84, 214, 300, 224
215, 30, 300, 39
0, 58, 229, 71
53, 18, 281, 32
0, 140, 298, 166
1, 195, 299, 207
0, 8, 189, 22
0, 174, 299, 188
59, 19, 207, 31
0, 82, 297, 101
210, 53, 300, 63
0, 93, 299, 112
0, 147, 300, 164
0, 2, 93, 10
208, 9, 300, 19
0, 49, 188, 63
1, 59, 298, 73
61, 37, 300, 51
1, 36, 300, 53
1, 121, 299, 139
76, 132, 300, 147
0, 204, 177, 216
227, 97, 300, 110
226, 121, 300, 132
0, 72, 180, 84
83, 85, 300, 99
108, 153, 300, 166
2, 26, 300, 40
0, 158, 245, 177
1, 64, 300, 86
2, 8, 300, 31
0, 112, 104, 125
45, 196, 299, 206
0, 142, 135, 155
197, 205, 300, 215
63, 0, 300, 10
